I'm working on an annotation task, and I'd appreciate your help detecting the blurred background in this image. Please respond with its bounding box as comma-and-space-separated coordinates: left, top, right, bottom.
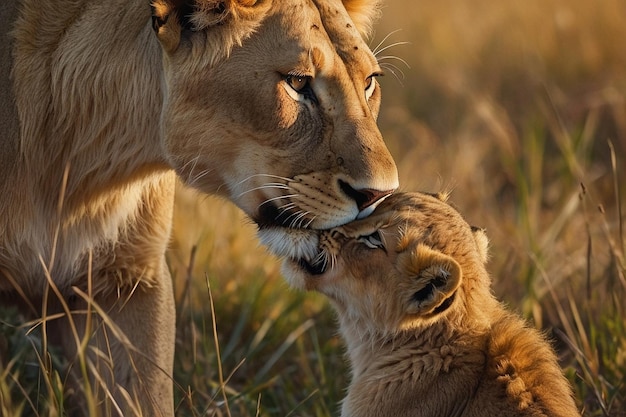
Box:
167, 0, 625, 415
3, 0, 622, 415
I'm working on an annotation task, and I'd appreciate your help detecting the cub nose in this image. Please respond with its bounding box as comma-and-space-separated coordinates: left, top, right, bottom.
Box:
339, 180, 394, 216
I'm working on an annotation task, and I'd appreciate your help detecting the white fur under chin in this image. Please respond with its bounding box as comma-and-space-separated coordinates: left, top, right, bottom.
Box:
257, 227, 320, 262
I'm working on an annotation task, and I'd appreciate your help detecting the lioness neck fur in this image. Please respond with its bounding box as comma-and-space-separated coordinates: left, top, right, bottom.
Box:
261, 192, 580, 417
0, 0, 398, 415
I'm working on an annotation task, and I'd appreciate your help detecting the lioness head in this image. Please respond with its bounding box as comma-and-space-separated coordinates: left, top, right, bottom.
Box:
260, 191, 491, 333
151, 0, 398, 231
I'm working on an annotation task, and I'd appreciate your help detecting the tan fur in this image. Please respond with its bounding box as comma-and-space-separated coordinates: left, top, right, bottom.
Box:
0, 0, 398, 415
265, 192, 579, 417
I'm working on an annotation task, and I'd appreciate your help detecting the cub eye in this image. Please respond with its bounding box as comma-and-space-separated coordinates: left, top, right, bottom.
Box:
283, 74, 317, 104
365, 72, 383, 100
358, 230, 385, 250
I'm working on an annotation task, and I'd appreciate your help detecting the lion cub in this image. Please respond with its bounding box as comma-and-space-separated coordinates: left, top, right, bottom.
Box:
260, 192, 579, 417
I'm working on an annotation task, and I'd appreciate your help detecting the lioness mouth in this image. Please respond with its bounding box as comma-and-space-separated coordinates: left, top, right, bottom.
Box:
298, 255, 327, 275
257, 224, 324, 273
257, 202, 306, 229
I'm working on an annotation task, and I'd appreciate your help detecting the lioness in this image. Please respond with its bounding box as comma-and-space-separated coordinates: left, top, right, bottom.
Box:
0, 0, 398, 415
260, 192, 580, 417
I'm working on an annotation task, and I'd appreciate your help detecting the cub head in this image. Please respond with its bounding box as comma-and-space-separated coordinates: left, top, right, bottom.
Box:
151, 0, 398, 232
260, 191, 490, 334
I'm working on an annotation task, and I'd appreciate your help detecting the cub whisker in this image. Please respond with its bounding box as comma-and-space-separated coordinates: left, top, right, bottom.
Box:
330, 252, 337, 271
311, 248, 327, 266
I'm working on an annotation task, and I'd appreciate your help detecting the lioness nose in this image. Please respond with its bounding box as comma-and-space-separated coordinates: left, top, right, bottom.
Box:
339, 181, 394, 212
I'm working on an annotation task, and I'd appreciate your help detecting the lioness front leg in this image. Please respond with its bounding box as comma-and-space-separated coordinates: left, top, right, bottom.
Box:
51, 262, 175, 417
97, 265, 176, 417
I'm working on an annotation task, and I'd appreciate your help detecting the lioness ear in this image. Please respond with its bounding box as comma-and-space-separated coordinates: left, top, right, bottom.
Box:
151, 0, 188, 53
151, 0, 270, 53
400, 244, 461, 316
342, 0, 383, 39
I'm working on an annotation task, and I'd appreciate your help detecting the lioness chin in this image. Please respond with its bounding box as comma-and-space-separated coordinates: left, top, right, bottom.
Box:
260, 192, 580, 417
0, 0, 398, 415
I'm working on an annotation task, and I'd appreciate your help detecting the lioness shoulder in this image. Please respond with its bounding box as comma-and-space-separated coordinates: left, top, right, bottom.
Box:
262, 191, 579, 417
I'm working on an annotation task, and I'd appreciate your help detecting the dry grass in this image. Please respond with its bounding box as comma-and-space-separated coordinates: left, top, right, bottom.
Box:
1, 0, 625, 415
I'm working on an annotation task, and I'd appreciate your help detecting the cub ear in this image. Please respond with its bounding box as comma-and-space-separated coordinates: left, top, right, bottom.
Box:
151, 0, 270, 53
470, 226, 489, 264
400, 244, 461, 316
342, 0, 383, 39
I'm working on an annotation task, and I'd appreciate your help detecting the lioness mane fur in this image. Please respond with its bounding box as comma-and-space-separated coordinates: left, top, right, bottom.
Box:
341, 0, 383, 37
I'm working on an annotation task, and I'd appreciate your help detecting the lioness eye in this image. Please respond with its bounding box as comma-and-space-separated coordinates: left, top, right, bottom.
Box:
285, 74, 310, 93
283, 74, 317, 104
358, 230, 385, 250
365, 72, 383, 100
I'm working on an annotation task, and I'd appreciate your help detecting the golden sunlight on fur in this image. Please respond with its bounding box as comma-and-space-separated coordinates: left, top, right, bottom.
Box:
261, 192, 580, 416
0, 0, 397, 415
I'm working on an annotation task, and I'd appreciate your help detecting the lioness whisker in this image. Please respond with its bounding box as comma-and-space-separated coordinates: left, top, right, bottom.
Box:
232, 173, 294, 188
377, 54, 410, 69
292, 210, 306, 226
371, 29, 404, 57
258, 193, 300, 208
304, 216, 317, 228
284, 210, 306, 227
182, 155, 203, 183
274, 204, 298, 222
188, 168, 214, 187
276, 202, 297, 213
295, 211, 312, 228
275, 203, 302, 223
236, 183, 291, 198
179, 155, 201, 172
380, 63, 406, 83
287, 210, 312, 229
373, 41, 410, 59
276, 203, 296, 216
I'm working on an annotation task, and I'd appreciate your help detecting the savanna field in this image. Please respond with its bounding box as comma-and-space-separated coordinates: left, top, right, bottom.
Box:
1, 0, 625, 415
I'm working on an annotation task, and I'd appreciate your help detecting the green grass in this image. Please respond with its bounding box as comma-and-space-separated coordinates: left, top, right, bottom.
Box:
2, 0, 625, 415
